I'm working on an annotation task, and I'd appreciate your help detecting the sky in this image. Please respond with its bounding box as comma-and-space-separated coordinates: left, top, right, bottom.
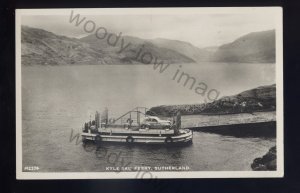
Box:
22, 12, 276, 48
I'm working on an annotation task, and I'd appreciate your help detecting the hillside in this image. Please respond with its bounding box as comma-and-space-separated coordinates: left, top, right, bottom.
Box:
213, 30, 275, 63
148, 30, 276, 63
21, 26, 194, 65
147, 84, 276, 116
21, 26, 107, 65
80, 34, 195, 64
21, 26, 276, 65
150, 38, 213, 62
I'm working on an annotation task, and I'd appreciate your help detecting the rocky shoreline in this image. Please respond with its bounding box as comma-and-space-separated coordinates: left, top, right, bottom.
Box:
251, 146, 276, 171
147, 84, 276, 116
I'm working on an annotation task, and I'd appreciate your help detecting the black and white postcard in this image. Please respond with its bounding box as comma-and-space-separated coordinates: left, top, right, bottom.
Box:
16, 7, 283, 179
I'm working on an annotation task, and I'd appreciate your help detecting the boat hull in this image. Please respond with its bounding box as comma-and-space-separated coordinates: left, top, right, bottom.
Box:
81, 129, 193, 145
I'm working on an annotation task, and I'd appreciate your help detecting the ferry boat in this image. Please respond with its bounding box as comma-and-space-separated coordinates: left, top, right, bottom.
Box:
81, 107, 193, 145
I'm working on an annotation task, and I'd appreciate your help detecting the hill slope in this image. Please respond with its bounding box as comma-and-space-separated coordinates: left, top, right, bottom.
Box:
21, 26, 276, 65
21, 26, 108, 65
21, 26, 195, 65
212, 30, 275, 63
80, 34, 195, 64
149, 38, 213, 62
147, 84, 276, 116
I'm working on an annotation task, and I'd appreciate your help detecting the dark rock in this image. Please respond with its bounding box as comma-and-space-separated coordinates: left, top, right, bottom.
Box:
251, 146, 276, 171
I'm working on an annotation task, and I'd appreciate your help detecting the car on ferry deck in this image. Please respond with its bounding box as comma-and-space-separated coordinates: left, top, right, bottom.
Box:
140, 116, 171, 129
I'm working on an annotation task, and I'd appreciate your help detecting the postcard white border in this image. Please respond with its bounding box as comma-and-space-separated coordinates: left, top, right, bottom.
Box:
16, 7, 284, 179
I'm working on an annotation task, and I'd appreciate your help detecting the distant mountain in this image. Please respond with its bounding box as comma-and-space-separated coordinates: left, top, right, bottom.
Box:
202, 46, 219, 53
147, 30, 276, 63
149, 38, 213, 62
147, 84, 276, 116
21, 26, 194, 65
80, 34, 195, 64
21, 26, 276, 65
213, 30, 275, 63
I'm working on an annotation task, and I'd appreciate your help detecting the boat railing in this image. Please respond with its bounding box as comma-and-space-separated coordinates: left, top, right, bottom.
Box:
111, 107, 159, 126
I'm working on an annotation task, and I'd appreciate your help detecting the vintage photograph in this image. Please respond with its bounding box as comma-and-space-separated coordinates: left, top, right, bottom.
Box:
16, 8, 283, 179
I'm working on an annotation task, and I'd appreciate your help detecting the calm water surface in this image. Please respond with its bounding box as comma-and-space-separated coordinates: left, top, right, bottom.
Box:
22, 63, 275, 171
